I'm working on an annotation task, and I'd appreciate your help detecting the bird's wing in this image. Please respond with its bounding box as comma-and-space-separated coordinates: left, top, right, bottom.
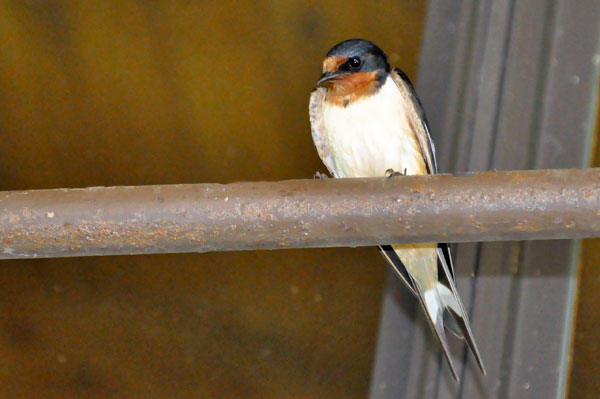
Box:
378, 245, 416, 295
390, 69, 456, 278
388, 69, 486, 377
390, 68, 438, 174
309, 87, 336, 175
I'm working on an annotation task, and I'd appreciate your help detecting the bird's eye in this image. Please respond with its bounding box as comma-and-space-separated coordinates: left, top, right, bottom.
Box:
348, 57, 362, 69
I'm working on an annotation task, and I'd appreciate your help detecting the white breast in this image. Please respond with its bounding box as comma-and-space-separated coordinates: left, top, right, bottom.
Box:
322, 77, 426, 178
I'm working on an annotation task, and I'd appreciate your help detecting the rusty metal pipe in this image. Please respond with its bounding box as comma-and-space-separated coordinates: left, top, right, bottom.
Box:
0, 168, 598, 259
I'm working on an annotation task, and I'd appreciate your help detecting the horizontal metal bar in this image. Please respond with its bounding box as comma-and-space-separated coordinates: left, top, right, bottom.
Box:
0, 168, 598, 259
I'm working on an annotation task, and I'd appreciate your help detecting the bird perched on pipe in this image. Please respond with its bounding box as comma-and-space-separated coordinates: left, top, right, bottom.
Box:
309, 38, 486, 381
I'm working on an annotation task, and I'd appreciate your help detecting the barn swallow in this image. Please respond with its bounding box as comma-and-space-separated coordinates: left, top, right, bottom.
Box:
309, 39, 485, 381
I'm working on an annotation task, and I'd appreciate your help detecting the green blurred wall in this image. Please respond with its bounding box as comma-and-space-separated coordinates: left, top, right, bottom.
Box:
0, 1, 426, 398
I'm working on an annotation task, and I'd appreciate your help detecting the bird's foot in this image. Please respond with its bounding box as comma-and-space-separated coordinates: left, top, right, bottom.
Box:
313, 171, 329, 179
385, 168, 407, 179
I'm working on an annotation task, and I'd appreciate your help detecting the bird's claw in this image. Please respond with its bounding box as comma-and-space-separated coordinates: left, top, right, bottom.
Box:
385, 168, 407, 179
313, 171, 329, 179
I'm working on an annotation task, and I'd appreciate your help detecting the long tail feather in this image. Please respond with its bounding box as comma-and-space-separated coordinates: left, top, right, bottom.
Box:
381, 244, 486, 380
437, 247, 487, 375
410, 276, 461, 381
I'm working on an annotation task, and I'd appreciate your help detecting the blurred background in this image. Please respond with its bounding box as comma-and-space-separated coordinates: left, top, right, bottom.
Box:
0, 1, 424, 398
0, 1, 597, 398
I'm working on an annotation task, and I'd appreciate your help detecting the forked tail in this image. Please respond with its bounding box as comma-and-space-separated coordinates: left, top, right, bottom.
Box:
408, 247, 486, 381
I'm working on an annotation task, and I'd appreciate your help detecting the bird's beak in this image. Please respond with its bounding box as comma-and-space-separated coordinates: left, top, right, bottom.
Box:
317, 71, 345, 86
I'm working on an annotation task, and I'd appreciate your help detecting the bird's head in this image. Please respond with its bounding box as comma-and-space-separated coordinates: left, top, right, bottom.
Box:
317, 39, 391, 103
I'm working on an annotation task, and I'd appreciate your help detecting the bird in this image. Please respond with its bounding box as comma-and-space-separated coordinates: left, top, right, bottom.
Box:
308, 39, 486, 381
